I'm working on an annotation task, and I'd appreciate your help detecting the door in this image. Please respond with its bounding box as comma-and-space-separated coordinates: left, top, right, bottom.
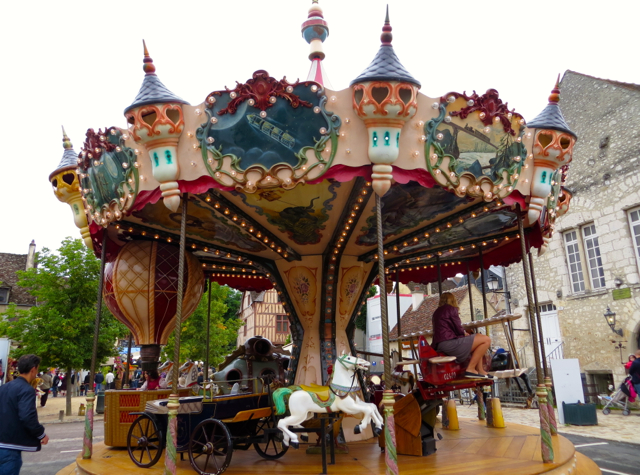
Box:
539, 303, 563, 359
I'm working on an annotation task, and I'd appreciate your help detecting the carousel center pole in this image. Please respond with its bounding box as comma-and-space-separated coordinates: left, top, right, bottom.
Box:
517, 207, 553, 463
164, 193, 188, 475
376, 194, 398, 475
82, 230, 108, 459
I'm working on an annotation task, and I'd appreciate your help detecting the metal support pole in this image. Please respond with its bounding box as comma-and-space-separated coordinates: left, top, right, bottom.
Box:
528, 252, 548, 377
375, 194, 398, 475
205, 279, 212, 382
502, 266, 512, 314
395, 270, 402, 360
517, 208, 552, 463
479, 247, 488, 320
124, 333, 133, 388
436, 255, 442, 296
466, 261, 475, 322
83, 230, 108, 459
165, 193, 188, 475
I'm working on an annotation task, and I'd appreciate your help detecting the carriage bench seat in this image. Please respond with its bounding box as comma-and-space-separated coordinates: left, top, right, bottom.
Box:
145, 396, 204, 415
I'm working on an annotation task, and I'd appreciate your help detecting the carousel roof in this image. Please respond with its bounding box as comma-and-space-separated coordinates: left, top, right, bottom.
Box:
350, 8, 420, 87
124, 41, 189, 114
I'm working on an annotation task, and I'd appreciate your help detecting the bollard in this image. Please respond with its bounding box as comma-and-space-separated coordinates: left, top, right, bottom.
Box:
443, 399, 459, 430
79, 403, 86, 416
59, 410, 65, 421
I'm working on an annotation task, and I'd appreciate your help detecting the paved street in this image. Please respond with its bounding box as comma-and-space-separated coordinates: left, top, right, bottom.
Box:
563, 433, 640, 475
21, 420, 104, 475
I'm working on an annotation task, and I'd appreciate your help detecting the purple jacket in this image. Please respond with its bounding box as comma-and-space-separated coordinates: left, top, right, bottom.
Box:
431, 304, 466, 345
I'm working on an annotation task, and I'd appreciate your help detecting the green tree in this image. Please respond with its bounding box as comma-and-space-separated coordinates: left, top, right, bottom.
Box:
355, 285, 377, 332
221, 288, 241, 320
162, 283, 243, 370
0, 238, 128, 415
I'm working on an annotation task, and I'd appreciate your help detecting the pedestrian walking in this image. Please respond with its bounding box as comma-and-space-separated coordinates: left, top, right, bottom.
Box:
0, 354, 49, 474
94, 371, 104, 392
51, 372, 60, 397
630, 349, 640, 396
105, 370, 114, 390
38, 371, 52, 407
59, 373, 67, 396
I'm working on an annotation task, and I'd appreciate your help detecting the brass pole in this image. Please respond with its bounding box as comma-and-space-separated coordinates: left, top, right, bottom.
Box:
375, 195, 391, 383
395, 270, 402, 360
479, 247, 488, 320
528, 252, 549, 376
204, 279, 212, 382
171, 193, 188, 389
466, 261, 475, 322
436, 255, 442, 296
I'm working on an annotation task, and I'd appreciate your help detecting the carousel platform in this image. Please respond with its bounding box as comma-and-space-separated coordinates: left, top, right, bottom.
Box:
57, 418, 600, 475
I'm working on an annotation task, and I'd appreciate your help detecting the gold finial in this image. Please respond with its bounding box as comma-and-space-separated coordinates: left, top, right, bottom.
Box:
381, 5, 392, 45
62, 125, 73, 150
142, 39, 156, 75
549, 74, 561, 104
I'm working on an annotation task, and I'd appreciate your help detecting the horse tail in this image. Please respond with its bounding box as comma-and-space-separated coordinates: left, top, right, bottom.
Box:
273, 386, 297, 415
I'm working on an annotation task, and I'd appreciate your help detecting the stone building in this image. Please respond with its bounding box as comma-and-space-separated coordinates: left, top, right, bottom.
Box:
506, 71, 640, 398
236, 289, 290, 347
0, 240, 37, 383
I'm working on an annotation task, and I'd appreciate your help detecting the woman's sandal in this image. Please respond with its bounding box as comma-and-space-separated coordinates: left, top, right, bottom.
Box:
464, 371, 486, 379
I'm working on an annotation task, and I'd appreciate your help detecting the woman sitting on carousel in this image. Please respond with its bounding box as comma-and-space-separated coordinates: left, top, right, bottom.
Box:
431, 292, 492, 379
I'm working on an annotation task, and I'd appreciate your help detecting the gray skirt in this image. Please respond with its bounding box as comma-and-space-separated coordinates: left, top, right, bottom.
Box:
433, 335, 475, 364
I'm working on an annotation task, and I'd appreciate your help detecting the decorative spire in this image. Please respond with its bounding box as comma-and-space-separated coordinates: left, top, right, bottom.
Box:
124, 40, 189, 114
142, 40, 156, 75
301, 0, 332, 88
350, 7, 420, 87
62, 125, 73, 150
380, 5, 392, 45
527, 75, 576, 138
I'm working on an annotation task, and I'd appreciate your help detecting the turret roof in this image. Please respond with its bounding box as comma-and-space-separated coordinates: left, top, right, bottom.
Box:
55, 126, 78, 170
527, 76, 576, 138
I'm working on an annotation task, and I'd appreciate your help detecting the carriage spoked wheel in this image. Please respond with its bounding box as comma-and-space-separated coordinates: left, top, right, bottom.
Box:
127, 414, 165, 468
253, 416, 289, 459
189, 419, 233, 475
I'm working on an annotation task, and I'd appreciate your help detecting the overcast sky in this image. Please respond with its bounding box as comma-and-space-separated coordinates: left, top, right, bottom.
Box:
1, 0, 638, 255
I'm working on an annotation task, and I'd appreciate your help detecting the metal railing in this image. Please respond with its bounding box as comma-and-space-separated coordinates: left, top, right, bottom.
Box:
545, 341, 564, 369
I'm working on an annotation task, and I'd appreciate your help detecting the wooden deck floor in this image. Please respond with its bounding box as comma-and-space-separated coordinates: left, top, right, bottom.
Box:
65, 419, 600, 475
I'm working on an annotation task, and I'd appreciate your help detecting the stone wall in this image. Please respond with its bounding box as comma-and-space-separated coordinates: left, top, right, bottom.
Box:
506, 71, 640, 387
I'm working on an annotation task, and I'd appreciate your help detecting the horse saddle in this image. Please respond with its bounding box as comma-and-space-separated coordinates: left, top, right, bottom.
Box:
299, 383, 332, 402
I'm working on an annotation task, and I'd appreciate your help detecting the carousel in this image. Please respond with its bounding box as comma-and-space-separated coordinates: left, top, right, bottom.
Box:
49, 2, 600, 474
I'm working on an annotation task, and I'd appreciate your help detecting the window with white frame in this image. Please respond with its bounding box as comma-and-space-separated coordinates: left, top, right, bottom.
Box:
582, 224, 606, 289
628, 207, 640, 271
563, 224, 606, 293
564, 230, 585, 293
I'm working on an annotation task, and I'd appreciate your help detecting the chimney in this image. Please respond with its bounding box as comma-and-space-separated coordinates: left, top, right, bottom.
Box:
411, 286, 424, 310
26, 240, 36, 270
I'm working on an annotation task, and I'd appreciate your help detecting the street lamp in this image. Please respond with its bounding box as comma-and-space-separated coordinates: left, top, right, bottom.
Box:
486, 274, 511, 314
603, 306, 623, 336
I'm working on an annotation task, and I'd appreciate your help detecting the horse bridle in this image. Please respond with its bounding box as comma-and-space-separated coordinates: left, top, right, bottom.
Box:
331, 355, 365, 396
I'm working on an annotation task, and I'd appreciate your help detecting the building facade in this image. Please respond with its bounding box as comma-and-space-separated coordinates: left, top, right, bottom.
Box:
236, 289, 290, 347
506, 71, 640, 397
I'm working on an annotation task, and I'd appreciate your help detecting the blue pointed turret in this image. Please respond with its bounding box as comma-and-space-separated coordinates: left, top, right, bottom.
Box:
350, 7, 420, 88
124, 41, 189, 114
55, 126, 78, 170
527, 76, 576, 138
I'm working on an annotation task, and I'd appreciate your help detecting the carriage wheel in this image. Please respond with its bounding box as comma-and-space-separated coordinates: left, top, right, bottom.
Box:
127, 414, 164, 468
253, 416, 289, 459
602, 407, 611, 415
189, 419, 233, 475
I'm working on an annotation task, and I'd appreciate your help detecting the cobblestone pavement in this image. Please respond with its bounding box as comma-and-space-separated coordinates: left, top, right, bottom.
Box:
456, 402, 640, 445
36, 395, 104, 424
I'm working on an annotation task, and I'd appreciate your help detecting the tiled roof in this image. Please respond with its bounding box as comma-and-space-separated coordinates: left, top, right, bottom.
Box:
125, 74, 189, 113
351, 45, 420, 87
389, 286, 470, 339
56, 148, 78, 170
527, 102, 576, 138
565, 70, 640, 93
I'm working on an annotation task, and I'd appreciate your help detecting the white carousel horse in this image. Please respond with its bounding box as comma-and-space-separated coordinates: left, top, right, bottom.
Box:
158, 361, 174, 388
273, 353, 384, 448
179, 360, 199, 388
